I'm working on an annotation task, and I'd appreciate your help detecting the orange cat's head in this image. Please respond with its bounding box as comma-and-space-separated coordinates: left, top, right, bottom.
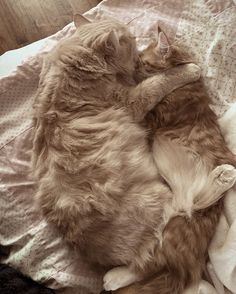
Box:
137, 30, 194, 77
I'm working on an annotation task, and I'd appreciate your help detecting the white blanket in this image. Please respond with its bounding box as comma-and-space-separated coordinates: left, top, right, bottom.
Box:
0, 0, 236, 293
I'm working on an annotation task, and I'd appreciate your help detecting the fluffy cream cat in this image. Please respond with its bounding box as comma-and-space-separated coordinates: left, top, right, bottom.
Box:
32, 17, 235, 294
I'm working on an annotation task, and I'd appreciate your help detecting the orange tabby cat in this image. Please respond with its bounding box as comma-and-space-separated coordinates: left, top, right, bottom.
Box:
108, 33, 236, 294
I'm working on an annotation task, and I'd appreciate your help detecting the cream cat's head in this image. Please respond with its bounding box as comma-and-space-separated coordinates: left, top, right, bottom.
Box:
73, 15, 138, 78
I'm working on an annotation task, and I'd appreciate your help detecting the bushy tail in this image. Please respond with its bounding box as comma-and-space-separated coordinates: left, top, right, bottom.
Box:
134, 271, 186, 294
115, 272, 185, 294
117, 201, 223, 294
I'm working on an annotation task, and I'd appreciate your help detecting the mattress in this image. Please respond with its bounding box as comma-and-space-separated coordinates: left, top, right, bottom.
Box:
0, 0, 236, 293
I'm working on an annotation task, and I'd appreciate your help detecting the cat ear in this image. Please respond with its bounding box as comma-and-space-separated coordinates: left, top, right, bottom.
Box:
99, 30, 120, 55
73, 14, 91, 28
157, 31, 171, 58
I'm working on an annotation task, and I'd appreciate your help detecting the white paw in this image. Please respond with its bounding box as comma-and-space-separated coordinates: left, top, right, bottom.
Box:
185, 63, 201, 80
103, 266, 140, 291
212, 164, 236, 187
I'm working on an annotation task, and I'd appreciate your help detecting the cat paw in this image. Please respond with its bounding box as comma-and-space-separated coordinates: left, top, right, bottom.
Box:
212, 164, 236, 188
103, 266, 140, 291
184, 63, 201, 81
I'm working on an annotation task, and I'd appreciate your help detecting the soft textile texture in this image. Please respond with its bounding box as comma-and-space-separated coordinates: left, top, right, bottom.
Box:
0, 0, 236, 293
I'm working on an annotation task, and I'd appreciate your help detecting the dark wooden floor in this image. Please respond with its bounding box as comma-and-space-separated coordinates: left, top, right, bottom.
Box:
0, 0, 100, 54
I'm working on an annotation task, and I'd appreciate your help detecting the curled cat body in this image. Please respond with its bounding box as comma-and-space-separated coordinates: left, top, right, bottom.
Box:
108, 33, 236, 293
32, 16, 236, 294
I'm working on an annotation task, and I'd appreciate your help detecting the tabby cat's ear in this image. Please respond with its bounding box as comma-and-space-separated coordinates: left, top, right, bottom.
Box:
157, 31, 171, 58
73, 14, 91, 28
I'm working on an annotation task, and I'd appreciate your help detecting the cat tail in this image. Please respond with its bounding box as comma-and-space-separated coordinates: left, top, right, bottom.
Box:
122, 201, 222, 294
126, 271, 186, 294
152, 136, 232, 215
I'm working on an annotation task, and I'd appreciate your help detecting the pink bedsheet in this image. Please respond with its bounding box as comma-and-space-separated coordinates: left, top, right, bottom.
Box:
0, 0, 236, 293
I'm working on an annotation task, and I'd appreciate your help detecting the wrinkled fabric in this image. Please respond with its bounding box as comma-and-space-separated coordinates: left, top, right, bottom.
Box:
0, 0, 236, 293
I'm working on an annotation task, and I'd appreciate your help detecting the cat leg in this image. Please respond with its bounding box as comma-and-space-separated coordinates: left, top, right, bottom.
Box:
128, 63, 201, 121
194, 164, 236, 210
103, 266, 142, 291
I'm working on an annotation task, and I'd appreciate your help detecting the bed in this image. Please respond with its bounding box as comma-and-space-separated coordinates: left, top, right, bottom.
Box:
0, 0, 236, 293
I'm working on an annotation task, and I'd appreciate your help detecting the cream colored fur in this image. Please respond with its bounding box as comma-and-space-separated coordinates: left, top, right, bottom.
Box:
32, 18, 236, 293
153, 137, 236, 219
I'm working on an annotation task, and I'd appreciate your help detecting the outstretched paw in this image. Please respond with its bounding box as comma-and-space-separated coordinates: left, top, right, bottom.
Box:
212, 164, 236, 189
103, 266, 140, 291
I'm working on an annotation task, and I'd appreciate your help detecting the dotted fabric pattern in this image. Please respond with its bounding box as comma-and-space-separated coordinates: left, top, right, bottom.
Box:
175, 0, 236, 116
0, 129, 103, 294
0, 0, 236, 293
0, 72, 39, 149
0, 23, 76, 149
